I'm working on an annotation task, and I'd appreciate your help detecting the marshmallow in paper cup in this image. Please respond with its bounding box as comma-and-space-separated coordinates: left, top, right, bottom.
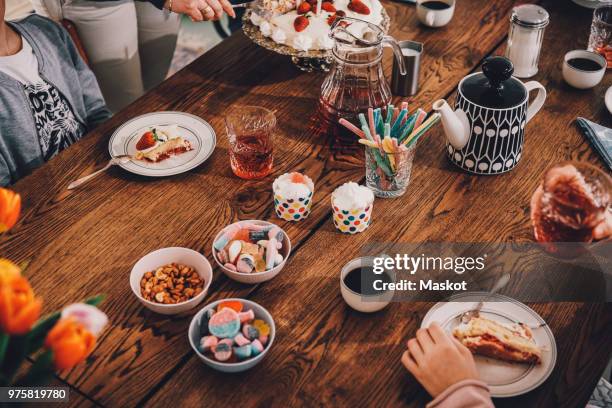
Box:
272, 172, 314, 222
331, 182, 374, 234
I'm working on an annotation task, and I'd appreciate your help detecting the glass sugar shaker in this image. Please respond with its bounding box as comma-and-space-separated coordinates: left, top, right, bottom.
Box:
505, 4, 550, 78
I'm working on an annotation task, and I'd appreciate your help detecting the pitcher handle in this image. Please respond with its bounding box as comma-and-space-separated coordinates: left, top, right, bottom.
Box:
382, 35, 406, 75
524, 81, 546, 123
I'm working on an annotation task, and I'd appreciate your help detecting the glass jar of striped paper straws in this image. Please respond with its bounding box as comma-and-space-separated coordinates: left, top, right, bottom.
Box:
339, 102, 441, 198
365, 145, 416, 198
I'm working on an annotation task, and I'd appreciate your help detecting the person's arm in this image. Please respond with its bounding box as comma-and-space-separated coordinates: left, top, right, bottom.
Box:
426, 379, 493, 408
83, 0, 235, 20
0, 151, 12, 187
401, 323, 494, 408
57, 23, 112, 128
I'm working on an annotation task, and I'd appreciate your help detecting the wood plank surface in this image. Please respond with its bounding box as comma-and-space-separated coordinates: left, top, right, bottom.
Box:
16, 362, 100, 408
147, 1, 612, 407
0, 0, 609, 406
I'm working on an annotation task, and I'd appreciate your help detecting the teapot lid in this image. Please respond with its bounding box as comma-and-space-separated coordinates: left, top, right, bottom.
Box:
459, 57, 527, 109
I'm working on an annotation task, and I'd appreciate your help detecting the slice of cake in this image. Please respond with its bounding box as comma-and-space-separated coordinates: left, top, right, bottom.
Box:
452, 316, 543, 365
135, 137, 193, 162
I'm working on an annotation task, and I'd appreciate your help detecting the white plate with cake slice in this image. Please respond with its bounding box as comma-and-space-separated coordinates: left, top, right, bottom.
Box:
421, 292, 556, 398
108, 112, 216, 177
572, 0, 610, 9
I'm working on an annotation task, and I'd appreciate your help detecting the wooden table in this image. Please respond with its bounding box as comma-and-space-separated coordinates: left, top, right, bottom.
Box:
2, 0, 611, 406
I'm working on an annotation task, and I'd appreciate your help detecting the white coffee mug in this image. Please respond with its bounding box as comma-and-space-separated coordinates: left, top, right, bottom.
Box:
416, 0, 455, 28
562, 50, 606, 90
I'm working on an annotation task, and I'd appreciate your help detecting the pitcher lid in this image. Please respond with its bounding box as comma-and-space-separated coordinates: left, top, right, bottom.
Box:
459, 57, 527, 109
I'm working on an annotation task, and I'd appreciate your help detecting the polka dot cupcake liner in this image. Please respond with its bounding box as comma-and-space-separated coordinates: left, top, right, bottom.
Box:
274, 191, 313, 221
331, 203, 373, 234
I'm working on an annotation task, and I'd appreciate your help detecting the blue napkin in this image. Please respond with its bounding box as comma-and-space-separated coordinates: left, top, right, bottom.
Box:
576, 117, 612, 171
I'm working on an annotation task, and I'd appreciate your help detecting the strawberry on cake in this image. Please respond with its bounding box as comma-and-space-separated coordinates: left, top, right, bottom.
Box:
249, 0, 384, 52
133, 125, 193, 163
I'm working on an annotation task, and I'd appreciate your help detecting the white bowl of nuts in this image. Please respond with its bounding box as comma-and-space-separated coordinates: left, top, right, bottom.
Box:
212, 220, 291, 284
130, 247, 213, 315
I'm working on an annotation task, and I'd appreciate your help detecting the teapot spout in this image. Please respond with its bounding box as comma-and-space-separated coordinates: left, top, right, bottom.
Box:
432, 99, 470, 150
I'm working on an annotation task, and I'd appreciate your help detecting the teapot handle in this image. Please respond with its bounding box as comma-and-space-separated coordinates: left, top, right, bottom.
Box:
382, 36, 406, 75
524, 81, 546, 123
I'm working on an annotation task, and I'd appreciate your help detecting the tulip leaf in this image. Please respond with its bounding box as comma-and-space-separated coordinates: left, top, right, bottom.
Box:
1, 294, 105, 385
85, 294, 105, 307
25, 294, 105, 355
2, 335, 27, 384
18, 350, 54, 387
0, 333, 8, 368
18, 259, 31, 272
25, 313, 60, 355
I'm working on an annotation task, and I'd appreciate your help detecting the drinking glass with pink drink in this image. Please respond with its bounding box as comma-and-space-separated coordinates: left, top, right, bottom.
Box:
225, 106, 275, 179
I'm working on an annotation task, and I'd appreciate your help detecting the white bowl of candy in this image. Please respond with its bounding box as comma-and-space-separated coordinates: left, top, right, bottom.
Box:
212, 220, 291, 284
188, 298, 275, 373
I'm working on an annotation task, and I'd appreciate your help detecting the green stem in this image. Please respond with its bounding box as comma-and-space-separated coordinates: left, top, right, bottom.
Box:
18, 350, 54, 387
3, 335, 27, 384
0, 333, 8, 369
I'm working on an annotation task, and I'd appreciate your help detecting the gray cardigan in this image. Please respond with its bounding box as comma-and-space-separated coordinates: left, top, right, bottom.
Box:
0, 15, 111, 185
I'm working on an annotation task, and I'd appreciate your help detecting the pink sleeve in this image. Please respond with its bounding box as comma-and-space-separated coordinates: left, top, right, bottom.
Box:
426, 379, 494, 408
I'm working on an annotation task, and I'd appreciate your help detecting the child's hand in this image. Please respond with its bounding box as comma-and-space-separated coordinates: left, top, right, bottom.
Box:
401, 322, 479, 398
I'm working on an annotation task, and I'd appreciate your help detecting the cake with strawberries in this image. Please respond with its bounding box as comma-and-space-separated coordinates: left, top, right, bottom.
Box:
133, 125, 193, 163
248, 0, 385, 52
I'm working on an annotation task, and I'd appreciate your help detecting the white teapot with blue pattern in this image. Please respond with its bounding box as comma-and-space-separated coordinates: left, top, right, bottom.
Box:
433, 57, 546, 175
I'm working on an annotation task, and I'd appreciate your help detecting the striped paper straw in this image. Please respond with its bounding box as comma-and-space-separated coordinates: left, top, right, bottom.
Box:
368, 108, 376, 140
391, 109, 407, 136
361, 124, 373, 142
339, 118, 365, 138
358, 139, 379, 148
359, 114, 373, 141
413, 109, 427, 129
385, 105, 394, 125
402, 113, 441, 147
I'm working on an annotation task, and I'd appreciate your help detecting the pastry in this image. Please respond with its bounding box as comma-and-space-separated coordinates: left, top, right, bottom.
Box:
134, 125, 193, 162
452, 316, 542, 365
135, 137, 193, 162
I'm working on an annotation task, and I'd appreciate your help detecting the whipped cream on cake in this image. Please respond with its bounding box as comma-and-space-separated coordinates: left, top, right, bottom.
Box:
332, 182, 374, 210
250, 0, 384, 51
273, 172, 314, 198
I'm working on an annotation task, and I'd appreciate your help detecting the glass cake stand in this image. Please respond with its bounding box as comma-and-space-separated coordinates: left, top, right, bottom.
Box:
242, 8, 391, 72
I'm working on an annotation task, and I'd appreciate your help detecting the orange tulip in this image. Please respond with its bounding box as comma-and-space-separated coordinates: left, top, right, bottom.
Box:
0, 258, 20, 283
45, 318, 96, 370
0, 271, 42, 335
0, 188, 20, 233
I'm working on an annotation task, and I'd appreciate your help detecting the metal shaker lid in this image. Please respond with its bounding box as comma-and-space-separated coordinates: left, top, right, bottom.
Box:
510, 4, 550, 29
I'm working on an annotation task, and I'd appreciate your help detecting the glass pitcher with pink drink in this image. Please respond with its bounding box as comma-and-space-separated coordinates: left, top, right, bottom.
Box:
318, 17, 406, 146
